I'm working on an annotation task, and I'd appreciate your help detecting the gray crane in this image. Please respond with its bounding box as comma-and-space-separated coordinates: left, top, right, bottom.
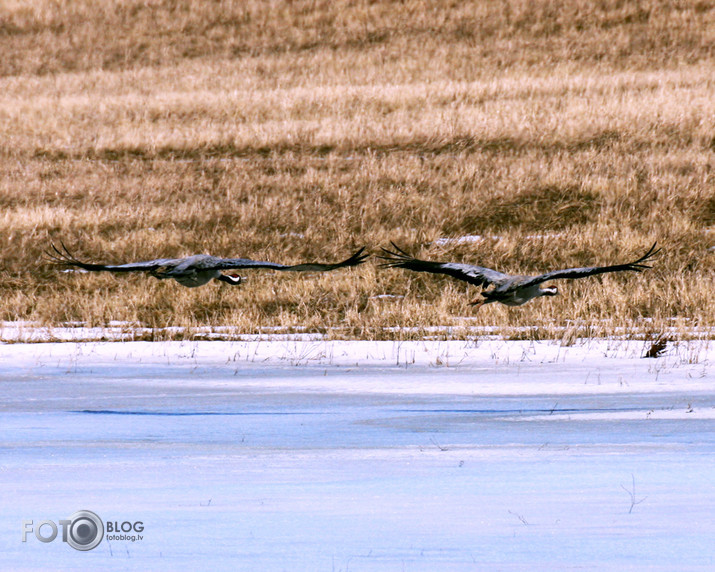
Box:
48, 242, 368, 288
379, 242, 659, 308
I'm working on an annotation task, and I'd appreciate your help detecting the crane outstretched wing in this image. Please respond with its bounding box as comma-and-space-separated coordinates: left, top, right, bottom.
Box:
518, 243, 661, 289
212, 247, 369, 272
48, 242, 369, 274
378, 243, 509, 288
47, 242, 179, 273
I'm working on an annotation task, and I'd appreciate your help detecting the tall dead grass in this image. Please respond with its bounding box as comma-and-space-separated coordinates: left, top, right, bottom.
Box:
0, 0, 713, 340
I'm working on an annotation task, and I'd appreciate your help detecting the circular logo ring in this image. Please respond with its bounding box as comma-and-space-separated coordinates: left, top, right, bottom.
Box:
66, 510, 103, 551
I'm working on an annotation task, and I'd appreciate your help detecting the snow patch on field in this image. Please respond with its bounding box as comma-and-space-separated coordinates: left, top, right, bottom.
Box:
1, 338, 713, 569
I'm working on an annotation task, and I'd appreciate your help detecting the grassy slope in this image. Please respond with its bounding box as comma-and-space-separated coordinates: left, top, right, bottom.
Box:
0, 0, 713, 339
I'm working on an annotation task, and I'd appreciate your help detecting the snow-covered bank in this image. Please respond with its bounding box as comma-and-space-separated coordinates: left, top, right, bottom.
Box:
2, 320, 712, 344
1, 339, 713, 569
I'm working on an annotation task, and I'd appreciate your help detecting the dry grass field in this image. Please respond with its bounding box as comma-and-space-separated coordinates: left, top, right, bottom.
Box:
0, 0, 713, 340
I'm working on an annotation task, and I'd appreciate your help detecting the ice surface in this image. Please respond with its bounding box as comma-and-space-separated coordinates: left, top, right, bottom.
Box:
1, 338, 713, 570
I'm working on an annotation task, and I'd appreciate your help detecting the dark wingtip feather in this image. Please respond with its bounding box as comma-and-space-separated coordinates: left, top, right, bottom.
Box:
45, 240, 76, 265
627, 242, 661, 270
335, 246, 370, 268
350, 246, 370, 264
390, 241, 413, 258
377, 242, 414, 266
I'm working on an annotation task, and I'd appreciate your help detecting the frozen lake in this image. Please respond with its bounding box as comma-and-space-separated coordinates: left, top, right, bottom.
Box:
1, 338, 713, 570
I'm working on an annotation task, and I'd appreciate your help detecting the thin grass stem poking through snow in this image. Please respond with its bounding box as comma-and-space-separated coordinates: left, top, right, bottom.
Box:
621, 474, 647, 514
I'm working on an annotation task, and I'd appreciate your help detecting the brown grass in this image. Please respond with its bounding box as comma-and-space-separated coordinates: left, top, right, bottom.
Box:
0, 0, 713, 340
